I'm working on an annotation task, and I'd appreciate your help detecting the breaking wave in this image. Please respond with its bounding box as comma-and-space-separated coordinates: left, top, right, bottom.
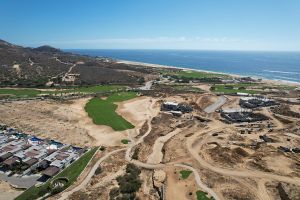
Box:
263, 70, 300, 75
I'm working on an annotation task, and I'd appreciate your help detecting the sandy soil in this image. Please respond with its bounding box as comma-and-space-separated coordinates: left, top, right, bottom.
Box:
0, 181, 23, 200
193, 84, 211, 92
116, 96, 160, 133
69, 98, 132, 146
0, 97, 157, 147
165, 166, 197, 200
147, 128, 182, 164
0, 100, 93, 146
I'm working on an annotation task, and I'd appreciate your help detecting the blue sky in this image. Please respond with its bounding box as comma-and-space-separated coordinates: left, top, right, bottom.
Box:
1, 0, 300, 50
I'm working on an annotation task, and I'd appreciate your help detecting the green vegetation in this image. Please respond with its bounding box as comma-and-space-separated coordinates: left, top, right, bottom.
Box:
0, 85, 124, 99
161, 70, 229, 84
121, 139, 130, 144
110, 164, 142, 200
106, 92, 138, 102
64, 85, 122, 94
179, 170, 193, 179
196, 191, 214, 200
95, 166, 102, 175
54, 147, 98, 186
171, 84, 204, 93
0, 88, 41, 97
132, 147, 140, 160
162, 70, 227, 79
15, 147, 98, 200
85, 92, 138, 131
211, 83, 259, 94
261, 84, 297, 91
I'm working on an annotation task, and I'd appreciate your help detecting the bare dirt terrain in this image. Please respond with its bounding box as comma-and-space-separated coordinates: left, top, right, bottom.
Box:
0, 181, 23, 200
165, 166, 197, 200
1, 82, 300, 200
0, 97, 157, 147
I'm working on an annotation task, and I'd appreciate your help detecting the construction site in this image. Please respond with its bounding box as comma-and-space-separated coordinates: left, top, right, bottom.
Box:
0, 71, 299, 200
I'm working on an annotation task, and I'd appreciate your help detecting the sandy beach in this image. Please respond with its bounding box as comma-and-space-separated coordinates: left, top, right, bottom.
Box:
117, 60, 300, 87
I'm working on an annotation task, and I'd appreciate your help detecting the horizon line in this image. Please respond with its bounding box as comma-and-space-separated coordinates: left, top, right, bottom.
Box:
63, 48, 300, 53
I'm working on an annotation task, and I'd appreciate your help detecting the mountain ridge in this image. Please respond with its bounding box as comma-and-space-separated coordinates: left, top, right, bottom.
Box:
0, 39, 152, 87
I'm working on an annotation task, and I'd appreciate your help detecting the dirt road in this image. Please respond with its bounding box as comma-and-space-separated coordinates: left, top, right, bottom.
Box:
186, 129, 300, 185
174, 164, 221, 200
58, 148, 126, 200
139, 80, 154, 90
204, 96, 227, 113
147, 128, 182, 164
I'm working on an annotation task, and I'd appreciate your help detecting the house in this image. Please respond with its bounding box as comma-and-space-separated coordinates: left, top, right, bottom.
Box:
42, 166, 60, 177
28, 136, 43, 146
14, 144, 49, 164
0, 139, 27, 157
3, 156, 21, 169
0, 152, 13, 162
0, 135, 8, 145
43, 145, 79, 170
50, 151, 78, 169
23, 158, 39, 168
36, 160, 50, 170
46, 140, 63, 151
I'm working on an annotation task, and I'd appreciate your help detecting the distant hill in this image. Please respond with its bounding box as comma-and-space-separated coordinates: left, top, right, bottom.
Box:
0, 39, 153, 87
33, 45, 62, 53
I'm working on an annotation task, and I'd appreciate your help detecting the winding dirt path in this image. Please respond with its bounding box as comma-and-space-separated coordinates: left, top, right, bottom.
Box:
125, 99, 162, 169
186, 129, 300, 185
257, 179, 272, 200
91, 168, 125, 189
58, 148, 126, 200
147, 128, 182, 164
174, 163, 221, 200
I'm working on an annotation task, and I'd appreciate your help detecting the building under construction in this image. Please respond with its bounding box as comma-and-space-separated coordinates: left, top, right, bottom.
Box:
220, 108, 269, 123
239, 97, 278, 109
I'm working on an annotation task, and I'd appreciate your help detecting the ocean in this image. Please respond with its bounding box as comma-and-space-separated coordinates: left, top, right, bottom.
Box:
66, 49, 300, 83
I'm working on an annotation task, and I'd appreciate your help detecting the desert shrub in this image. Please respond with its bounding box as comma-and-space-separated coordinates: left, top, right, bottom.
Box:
109, 187, 120, 199
95, 166, 102, 175
117, 174, 142, 193
50, 186, 64, 195
125, 163, 141, 176
113, 164, 142, 199
100, 146, 106, 151
132, 148, 139, 160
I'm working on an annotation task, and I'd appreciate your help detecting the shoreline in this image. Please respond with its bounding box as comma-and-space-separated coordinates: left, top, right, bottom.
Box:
117, 60, 300, 87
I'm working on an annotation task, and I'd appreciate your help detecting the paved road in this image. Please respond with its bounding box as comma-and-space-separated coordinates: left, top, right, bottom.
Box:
0, 172, 40, 188
204, 96, 227, 113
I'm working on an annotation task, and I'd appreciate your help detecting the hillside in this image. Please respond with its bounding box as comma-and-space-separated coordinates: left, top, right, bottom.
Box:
0, 40, 153, 87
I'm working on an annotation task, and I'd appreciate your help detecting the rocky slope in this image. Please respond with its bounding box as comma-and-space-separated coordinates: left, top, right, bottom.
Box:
0, 39, 153, 87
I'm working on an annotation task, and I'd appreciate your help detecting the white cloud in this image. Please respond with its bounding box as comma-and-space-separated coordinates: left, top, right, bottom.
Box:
32, 36, 254, 50
45, 36, 245, 45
